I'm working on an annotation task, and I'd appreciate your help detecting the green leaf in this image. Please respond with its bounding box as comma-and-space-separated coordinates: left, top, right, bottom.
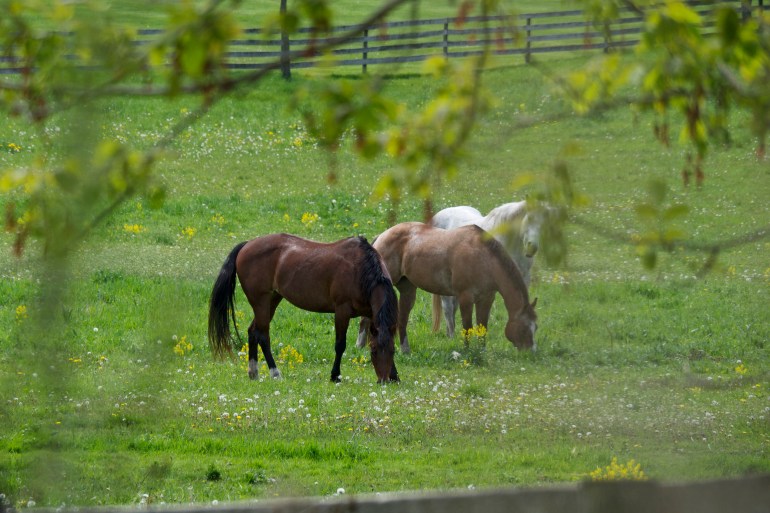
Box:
180, 37, 206, 77
663, 228, 687, 243
662, 204, 689, 221
664, 3, 701, 26
716, 7, 740, 45
646, 180, 667, 205
634, 204, 658, 220
640, 247, 657, 269
510, 173, 536, 191
146, 186, 166, 210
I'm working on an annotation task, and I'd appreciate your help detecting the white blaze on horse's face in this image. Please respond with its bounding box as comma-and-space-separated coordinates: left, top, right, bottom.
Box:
529, 319, 538, 352
521, 211, 544, 258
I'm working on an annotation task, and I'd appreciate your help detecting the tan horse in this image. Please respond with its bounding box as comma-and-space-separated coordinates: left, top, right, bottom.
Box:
356, 222, 537, 354
430, 200, 551, 337
208, 234, 399, 383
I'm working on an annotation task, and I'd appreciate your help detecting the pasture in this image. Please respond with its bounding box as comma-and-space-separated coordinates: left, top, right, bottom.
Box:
1, 30, 769, 511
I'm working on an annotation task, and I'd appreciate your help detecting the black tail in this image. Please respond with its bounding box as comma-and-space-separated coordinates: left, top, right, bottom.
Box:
208, 241, 248, 357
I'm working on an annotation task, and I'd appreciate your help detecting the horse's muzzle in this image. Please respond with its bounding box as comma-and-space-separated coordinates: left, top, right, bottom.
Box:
524, 242, 538, 258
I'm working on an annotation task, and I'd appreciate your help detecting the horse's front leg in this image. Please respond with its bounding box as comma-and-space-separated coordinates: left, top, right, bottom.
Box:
330, 309, 351, 383
457, 292, 475, 347
473, 294, 494, 346
396, 280, 417, 354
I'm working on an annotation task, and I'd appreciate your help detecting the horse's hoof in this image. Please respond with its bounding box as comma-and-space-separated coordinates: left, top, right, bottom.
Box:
269, 368, 282, 379
330, 375, 342, 383
400, 345, 411, 355
248, 360, 259, 380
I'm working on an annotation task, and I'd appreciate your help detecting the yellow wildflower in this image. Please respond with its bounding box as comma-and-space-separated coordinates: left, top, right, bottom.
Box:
589, 457, 647, 481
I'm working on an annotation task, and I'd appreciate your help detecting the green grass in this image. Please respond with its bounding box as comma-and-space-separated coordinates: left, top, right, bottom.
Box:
1, 37, 769, 512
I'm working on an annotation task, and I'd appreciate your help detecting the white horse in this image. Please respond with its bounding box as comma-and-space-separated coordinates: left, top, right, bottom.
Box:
430, 200, 547, 338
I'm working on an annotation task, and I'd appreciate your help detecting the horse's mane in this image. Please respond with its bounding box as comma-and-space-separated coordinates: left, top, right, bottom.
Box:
481, 201, 527, 229
469, 225, 531, 305
356, 237, 398, 345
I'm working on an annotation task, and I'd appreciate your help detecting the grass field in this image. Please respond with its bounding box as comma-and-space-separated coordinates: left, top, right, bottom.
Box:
1, 3, 770, 509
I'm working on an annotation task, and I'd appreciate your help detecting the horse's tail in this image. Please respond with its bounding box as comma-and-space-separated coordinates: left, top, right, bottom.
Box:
208, 241, 248, 357
431, 293, 442, 332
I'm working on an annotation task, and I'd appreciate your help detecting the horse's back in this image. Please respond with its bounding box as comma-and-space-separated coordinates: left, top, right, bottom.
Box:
431, 206, 483, 230
237, 234, 363, 312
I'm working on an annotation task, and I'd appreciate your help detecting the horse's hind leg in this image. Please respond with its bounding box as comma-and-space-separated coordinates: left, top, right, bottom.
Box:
251, 327, 281, 379
246, 326, 260, 379
441, 296, 458, 338
248, 295, 282, 380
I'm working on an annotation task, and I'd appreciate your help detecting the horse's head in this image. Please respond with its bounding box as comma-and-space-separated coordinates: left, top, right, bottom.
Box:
505, 298, 538, 351
521, 210, 546, 258
367, 282, 399, 383
368, 318, 398, 383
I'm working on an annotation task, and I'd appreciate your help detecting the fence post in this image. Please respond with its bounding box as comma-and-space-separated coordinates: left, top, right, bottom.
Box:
525, 16, 532, 64
362, 28, 369, 74
443, 20, 449, 59
280, 0, 291, 79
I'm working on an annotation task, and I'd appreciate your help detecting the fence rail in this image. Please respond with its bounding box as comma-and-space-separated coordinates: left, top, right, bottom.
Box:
0, 1, 767, 75
23, 475, 770, 513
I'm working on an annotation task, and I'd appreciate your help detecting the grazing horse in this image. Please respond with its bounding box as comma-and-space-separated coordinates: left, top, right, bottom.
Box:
356, 222, 537, 354
430, 200, 547, 337
208, 234, 399, 383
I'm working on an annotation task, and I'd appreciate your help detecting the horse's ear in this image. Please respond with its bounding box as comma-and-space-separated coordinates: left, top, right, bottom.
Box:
531, 297, 538, 309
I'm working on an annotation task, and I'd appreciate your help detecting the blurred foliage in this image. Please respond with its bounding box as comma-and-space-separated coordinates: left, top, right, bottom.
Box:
568, 0, 770, 183
1, 0, 768, 267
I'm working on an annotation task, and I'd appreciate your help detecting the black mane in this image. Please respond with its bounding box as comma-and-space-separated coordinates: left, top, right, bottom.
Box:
356, 236, 398, 346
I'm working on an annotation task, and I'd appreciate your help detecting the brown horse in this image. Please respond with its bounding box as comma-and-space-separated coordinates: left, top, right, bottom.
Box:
208, 234, 399, 383
356, 222, 537, 354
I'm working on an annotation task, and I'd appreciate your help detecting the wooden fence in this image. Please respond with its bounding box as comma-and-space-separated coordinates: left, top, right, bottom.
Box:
23, 475, 770, 513
0, 1, 767, 76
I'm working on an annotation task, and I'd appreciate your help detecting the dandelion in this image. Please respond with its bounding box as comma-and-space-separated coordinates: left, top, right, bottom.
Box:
589, 457, 647, 481
173, 335, 193, 356
735, 363, 748, 376
461, 324, 487, 342
278, 344, 304, 369
210, 213, 225, 227
181, 226, 196, 239
301, 212, 319, 227
15, 305, 28, 322
123, 224, 146, 234
6, 143, 22, 153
